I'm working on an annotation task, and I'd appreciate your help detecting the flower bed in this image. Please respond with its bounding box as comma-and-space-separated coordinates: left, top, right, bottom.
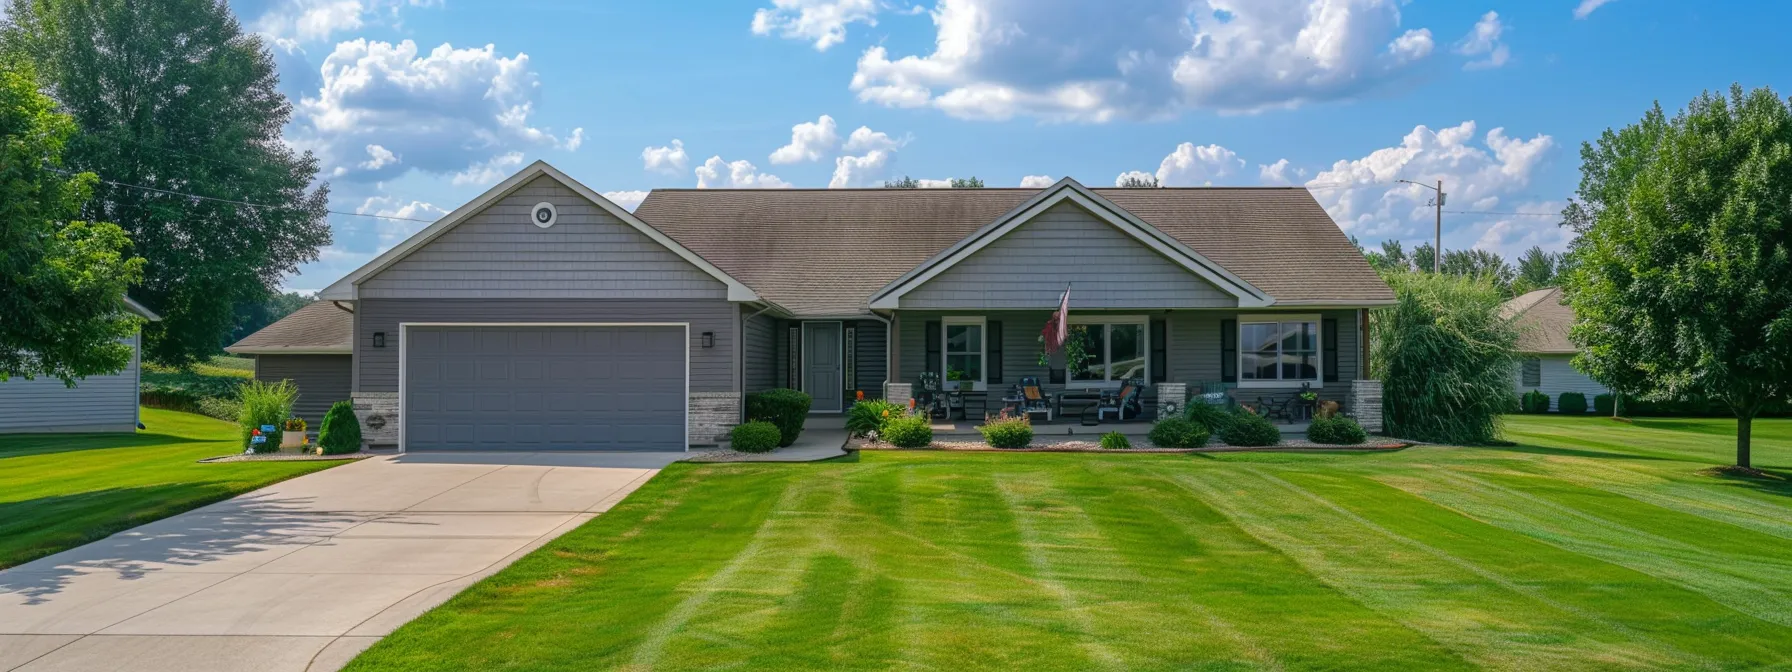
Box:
849, 435, 1409, 453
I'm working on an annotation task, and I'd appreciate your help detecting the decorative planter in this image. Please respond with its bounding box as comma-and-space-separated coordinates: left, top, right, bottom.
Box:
280, 432, 306, 449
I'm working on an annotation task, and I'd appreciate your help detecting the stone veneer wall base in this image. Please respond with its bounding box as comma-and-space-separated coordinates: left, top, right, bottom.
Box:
351, 392, 399, 448
689, 392, 740, 447
1350, 380, 1384, 433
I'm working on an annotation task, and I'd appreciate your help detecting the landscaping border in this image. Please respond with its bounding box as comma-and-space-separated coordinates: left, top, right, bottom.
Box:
848, 437, 1409, 453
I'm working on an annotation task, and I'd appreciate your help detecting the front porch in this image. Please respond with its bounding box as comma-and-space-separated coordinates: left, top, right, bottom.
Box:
927, 415, 1314, 438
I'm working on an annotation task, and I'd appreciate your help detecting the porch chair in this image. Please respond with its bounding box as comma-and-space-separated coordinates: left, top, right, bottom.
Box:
1096, 378, 1145, 422
1018, 376, 1054, 422
917, 371, 948, 420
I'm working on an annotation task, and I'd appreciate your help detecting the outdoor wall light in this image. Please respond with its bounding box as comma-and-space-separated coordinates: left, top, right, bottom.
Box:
701, 331, 715, 348
372, 332, 386, 348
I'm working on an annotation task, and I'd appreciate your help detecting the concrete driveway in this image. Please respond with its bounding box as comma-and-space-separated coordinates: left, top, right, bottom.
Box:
0, 452, 681, 672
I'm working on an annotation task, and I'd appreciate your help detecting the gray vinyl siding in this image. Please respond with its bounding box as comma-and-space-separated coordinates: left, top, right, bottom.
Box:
356, 298, 734, 393
359, 176, 726, 300
1514, 354, 1607, 408
742, 308, 777, 393
899, 201, 1235, 310
0, 333, 141, 433
255, 354, 353, 424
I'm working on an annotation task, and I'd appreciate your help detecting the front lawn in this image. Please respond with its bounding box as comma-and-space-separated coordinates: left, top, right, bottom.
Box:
350, 415, 1792, 670
0, 407, 340, 569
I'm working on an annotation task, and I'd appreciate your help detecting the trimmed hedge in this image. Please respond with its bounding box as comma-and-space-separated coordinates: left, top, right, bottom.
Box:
1520, 390, 1551, 414
1558, 392, 1589, 414
1148, 417, 1210, 448
978, 416, 1034, 449
881, 414, 933, 448
729, 421, 782, 453
317, 400, 362, 455
746, 388, 812, 447
1307, 415, 1367, 445
1219, 410, 1282, 447
1594, 393, 1620, 416
846, 400, 906, 438
1099, 431, 1131, 450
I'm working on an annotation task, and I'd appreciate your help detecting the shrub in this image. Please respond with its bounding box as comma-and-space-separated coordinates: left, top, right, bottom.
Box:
1594, 393, 1622, 416
746, 388, 813, 447
880, 414, 933, 448
1183, 401, 1235, 434
729, 421, 782, 453
978, 415, 1034, 449
1521, 390, 1551, 414
1099, 431, 1131, 450
1373, 271, 1520, 444
1558, 392, 1588, 414
1148, 417, 1210, 448
846, 399, 905, 438
1219, 410, 1282, 447
196, 396, 241, 422
317, 401, 362, 455
237, 380, 298, 453
1307, 415, 1367, 445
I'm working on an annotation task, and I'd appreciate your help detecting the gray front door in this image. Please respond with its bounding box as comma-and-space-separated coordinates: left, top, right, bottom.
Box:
404, 325, 686, 451
803, 322, 843, 412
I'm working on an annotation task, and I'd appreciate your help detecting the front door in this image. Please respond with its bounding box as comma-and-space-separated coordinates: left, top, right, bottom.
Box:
803, 322, 843, 412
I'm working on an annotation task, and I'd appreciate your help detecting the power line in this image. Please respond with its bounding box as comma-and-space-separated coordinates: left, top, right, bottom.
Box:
1443, 210, 1561, 218
46, 167, 436, 223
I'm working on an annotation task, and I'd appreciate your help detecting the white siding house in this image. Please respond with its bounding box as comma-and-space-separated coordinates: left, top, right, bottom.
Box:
1504, 288, 1606, 412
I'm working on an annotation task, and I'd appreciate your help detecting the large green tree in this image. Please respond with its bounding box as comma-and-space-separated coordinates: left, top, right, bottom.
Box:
226, 291, 312, 347
4, 0, 330, 367
0, 59, 144, 383
1564, 85, 1792, 468
1512, 245, 1562, 294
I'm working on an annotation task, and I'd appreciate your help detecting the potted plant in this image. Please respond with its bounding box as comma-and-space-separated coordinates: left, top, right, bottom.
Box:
280, 417, 308, 449
943, 366, 972, 391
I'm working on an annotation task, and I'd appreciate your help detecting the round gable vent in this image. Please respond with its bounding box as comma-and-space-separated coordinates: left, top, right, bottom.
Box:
531, 202, 558, 228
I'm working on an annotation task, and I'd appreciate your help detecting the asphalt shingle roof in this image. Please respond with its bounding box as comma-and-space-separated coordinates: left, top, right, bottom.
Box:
225, 301, 353, 354
1502, 287, 1578, 354
637, 186, 1392, 316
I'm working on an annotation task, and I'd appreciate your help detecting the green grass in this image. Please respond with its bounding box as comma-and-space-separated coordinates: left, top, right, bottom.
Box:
348, 416, 1792, 671
0, 408, 340, 569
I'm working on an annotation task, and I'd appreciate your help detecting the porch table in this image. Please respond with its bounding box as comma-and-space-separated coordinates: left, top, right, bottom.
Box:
1055, 389, 1106, 424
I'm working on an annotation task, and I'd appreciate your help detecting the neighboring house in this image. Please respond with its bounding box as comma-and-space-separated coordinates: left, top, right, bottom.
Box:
1503, 287, 1606, 409
234, 160, 1391, 452
225, 300, 354, 424
0, 297, 160, 433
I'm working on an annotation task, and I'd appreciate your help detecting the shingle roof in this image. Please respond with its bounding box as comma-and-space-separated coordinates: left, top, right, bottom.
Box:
637, 186, 1392, 316
225, 301, 353, 354
1502, 287, 1577, 354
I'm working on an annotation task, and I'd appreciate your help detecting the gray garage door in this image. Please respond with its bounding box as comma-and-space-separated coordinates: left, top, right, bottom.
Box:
404, 325, 686, 451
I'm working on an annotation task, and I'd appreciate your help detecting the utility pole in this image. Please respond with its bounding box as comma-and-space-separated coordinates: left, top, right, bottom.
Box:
1398, 179, 1446, 272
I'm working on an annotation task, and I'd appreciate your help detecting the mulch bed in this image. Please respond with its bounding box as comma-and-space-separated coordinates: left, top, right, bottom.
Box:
849, 436, 1409, 453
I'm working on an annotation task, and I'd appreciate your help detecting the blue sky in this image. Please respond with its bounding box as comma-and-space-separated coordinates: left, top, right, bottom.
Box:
232, 0, 1792, 292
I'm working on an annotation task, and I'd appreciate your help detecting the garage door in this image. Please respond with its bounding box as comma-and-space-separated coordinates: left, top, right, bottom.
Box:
404, 325, 686, 451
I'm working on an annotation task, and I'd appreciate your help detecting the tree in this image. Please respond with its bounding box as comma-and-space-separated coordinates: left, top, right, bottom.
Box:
1439, 249, 1515, 294
1117, 174, 1159, 188
1411, 242, 1438, 273
883, 176, 920, 188
1372, 270, 1520, 444
1363, 239, 1413, 273
949, 177, 984, 188
227, 291, 313, 348
0, 59, 144, 383
1564, 85, 1792, 469
1512, 246, 1561, 294
5, 0, 330, 367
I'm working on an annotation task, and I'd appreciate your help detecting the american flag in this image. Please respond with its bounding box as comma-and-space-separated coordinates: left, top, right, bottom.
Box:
1041, 285, 1070, 352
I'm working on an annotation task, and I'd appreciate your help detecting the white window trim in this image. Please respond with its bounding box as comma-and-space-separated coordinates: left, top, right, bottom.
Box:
942, 316, 987, 391
1236, 314, 1323, 389
1066, 314, 1149, 388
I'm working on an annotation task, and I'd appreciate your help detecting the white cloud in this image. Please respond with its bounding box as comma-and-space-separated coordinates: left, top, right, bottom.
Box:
289, 39, 572, 183
1153, 142, 1244, 186
769, 114, 841, 164
1573, 0, 1617, 19
642, 140, 689, 174
752, 0, 879, 51
253, 0, 442, 50
355, 194, 448, 246
602, 190, 649, 211
1258, 159, 1307, 186
1019, 175, 1055, 187
1455, 11, 1510, 70
696, 156, 791, 188
562, 128, 585, 151
848, 0, 1437, 121
843, 125, 902, 152
1114, 170, 1157, 187
917, 178, 953, 188
451, 151, 525, 187
358, 144, 399, 170
829, 149, 894, 188
1306, 120, 1554, 242
1467, 200, 1571, 259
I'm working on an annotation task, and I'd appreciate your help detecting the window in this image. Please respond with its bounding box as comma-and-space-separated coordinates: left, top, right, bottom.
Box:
1239, 316, 1320, 387
1069, 316, 1148, 384
943, 317, 985, 388
1521, 358, 1541, 387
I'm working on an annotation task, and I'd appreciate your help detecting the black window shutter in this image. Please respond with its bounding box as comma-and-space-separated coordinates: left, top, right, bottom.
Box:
1220, 319, 1236, 383
925, 321, 942, 380
1323, 318, 1339, 383
1150, 319, 1167, 384
987, 321, 1003, 384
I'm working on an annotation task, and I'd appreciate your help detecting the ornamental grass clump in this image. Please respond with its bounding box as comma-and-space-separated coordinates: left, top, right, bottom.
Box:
236, 380, 297, 453
846, 400, 906, 438
1183, 401, 1235, 435
1099, 431, 1131, 450
1147, 417, 1210, 448
978, 415, 1033, 449
729, 421, 782, 453
1307, 415, 1368, 445
1219, 410, 1282, 447
317, 400, 362, 455
880, 414, 933, 448
746, 388, 812, 447
1373, 271, 1520, 444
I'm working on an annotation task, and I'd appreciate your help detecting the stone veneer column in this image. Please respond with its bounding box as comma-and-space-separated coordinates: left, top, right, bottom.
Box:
351, 392, 399, 448
1350, 380, 1384, 433
688, 392, 740, 446
1154, 383, 1187, 420
883, 382, 912, 409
